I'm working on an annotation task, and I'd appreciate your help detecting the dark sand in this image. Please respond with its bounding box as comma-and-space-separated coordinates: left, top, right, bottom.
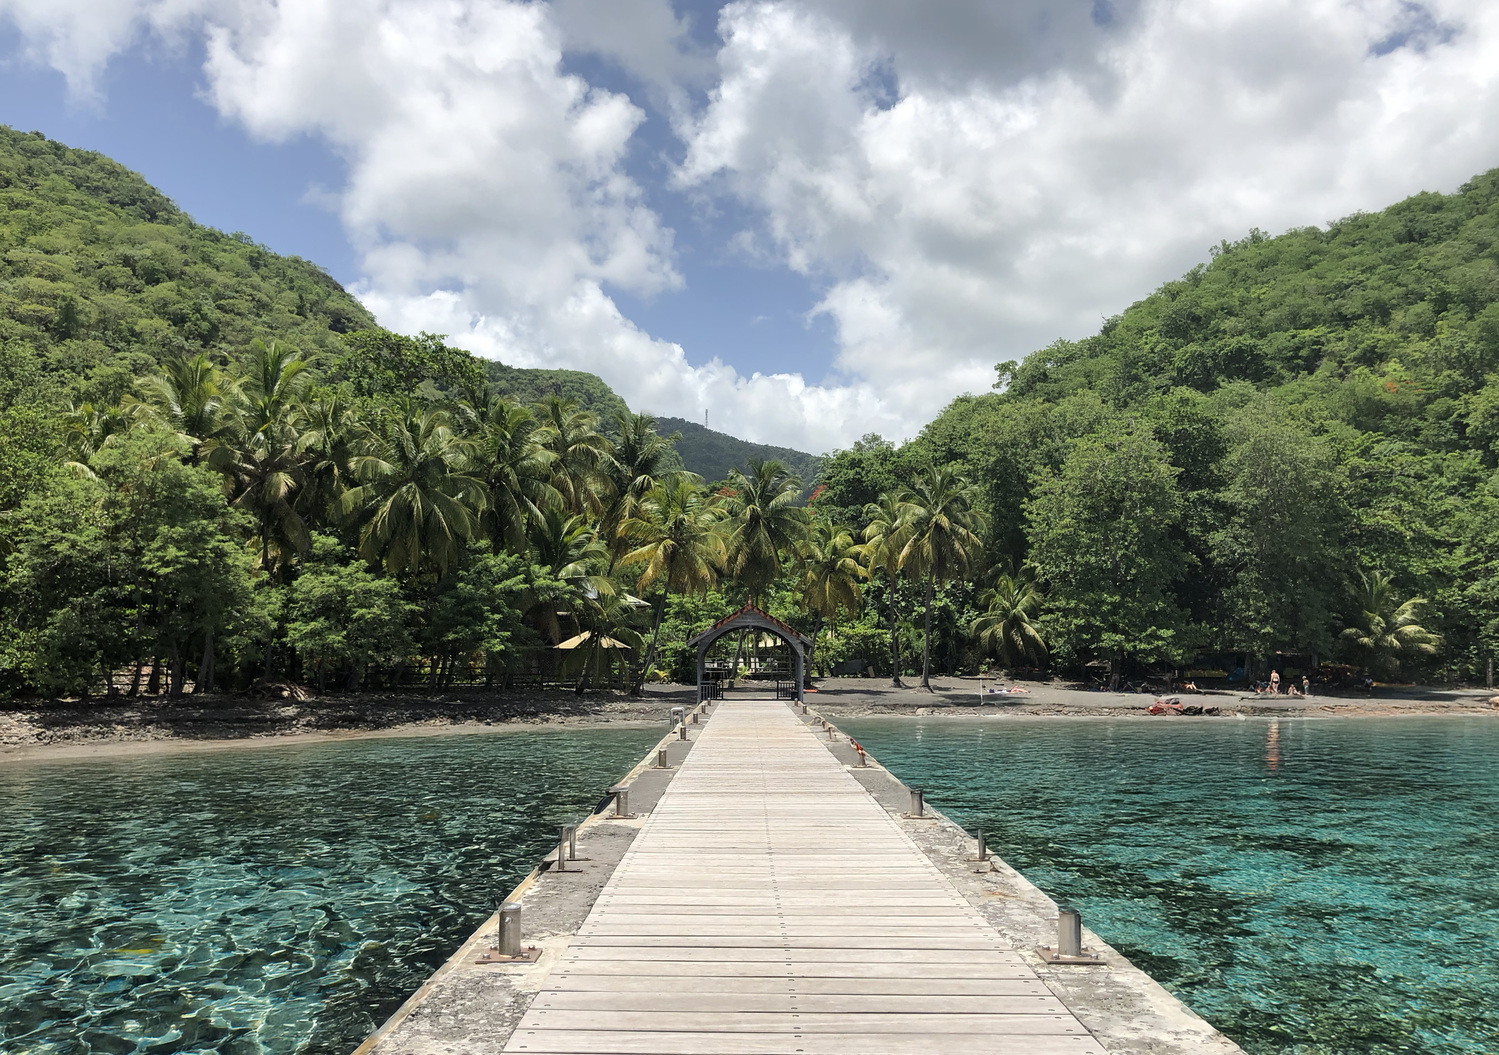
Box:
2, 677, 1494, 760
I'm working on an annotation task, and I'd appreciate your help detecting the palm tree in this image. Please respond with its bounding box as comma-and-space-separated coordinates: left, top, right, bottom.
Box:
620, 475, 724, 686
603, 411, 680, 568
972, 574, 1048, 670
464, 393, 559, 553
534, 395, 615, 516
340, 405, 486, 576
722, 459, 810, 607
297, 392, 358, 524
227, 341, 313, 576
134, 352, 236, 468
1340, 569, 1441, 678
60, 400, 151, 474
897, 466, 988, 691
863, 491, 913, 687
524, 507, 615, 645
798, 518, 867, 676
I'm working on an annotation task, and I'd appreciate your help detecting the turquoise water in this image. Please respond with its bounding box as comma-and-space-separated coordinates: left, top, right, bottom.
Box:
842, 716, 1499, 1055
0, 727, 660, 1055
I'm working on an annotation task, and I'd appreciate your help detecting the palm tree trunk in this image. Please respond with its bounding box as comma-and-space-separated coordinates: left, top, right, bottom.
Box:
635, 593, 668, 695
807, 613, 824, 683
731, 628, 746, 677
920, 574, 934, 691
887, 576, 904, 688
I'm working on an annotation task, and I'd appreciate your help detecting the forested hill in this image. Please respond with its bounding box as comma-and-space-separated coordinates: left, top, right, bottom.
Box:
482, 360, 630, 419
657, 416, 822, 486
817, 168, 1499, 682
0, 127, 376, 409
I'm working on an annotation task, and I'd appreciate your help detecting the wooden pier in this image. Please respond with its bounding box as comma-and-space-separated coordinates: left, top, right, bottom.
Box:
501, 698, 1104, 1055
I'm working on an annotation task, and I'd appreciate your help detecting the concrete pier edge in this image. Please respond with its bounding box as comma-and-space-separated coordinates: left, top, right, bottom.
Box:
351, 699, 1245, 1055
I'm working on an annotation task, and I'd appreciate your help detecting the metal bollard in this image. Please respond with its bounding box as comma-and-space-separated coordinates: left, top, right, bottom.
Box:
657, 748, 668, 769
691, 712, 699, 724
556, 826, 569, 871
678, 723, 688, 741
499, 902, 522, 956
1058, 908, 1083, 958
615, 787, 630, 817
826, 726, 836, 740
975, 829, 988, 861
565, 824, 578, 860
910, 788, 924, 817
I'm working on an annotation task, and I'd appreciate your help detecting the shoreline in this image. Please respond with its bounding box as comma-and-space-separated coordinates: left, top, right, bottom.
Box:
2, 678, 1494, 762
0, 717, 666, 763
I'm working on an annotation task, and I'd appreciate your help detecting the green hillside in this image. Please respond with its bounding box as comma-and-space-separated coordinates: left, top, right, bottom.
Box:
0, 127, 375, 410
482, 360, 631, 419
5, 122, 1494, 695
657, 416, 822, 485
817, 170, 1499, 680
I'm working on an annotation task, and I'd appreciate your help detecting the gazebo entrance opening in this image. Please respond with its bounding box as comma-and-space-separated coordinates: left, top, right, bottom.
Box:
688, 606, 810, 704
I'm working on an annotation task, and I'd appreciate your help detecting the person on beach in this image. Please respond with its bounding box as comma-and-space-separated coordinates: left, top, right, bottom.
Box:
1269, 669, 1281, 694
1302, 675, 1311, 697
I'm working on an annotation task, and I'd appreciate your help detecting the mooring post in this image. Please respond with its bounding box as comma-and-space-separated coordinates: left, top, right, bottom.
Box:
564, 824, 578, 860
1058, 908, 1083, 958
615, 787, 630, 817
910, 788, 924, 817
678, 723, 688, 741
656, 747, 668, 769
975, 829, 987, 861
555, 826, 569, 871
499, 902, 522, 956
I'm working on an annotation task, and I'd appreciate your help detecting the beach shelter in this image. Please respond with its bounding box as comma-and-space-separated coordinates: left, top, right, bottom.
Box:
687, 605, 812, 703
555, 632, 631, 650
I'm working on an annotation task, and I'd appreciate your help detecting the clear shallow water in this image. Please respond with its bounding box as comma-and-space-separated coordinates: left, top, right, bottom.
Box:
841, 716, 1499, 1055
0, 727, 661, 1055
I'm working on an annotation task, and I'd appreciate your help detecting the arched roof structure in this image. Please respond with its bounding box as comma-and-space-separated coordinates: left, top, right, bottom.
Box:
687, 605, 810, 702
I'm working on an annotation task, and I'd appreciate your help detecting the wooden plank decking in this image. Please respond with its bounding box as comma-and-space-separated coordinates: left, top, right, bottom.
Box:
501, 699, 1105, 1055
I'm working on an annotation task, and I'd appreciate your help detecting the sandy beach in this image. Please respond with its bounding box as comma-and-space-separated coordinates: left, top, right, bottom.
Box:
2, 677, 1495, 761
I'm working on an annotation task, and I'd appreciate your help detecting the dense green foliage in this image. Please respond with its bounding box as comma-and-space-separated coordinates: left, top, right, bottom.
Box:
3, 127, 1493, 697
0, 127, 375, 412
816, 170, 1499, 683
657, 416, 822, 486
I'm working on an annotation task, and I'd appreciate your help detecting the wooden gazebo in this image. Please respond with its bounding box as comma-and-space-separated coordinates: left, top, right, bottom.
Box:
686, 605, 811, 703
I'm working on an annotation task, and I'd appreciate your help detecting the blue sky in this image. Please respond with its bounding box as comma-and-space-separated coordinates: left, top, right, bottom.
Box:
1, 4, 843, 386
2, 1, 1496, 452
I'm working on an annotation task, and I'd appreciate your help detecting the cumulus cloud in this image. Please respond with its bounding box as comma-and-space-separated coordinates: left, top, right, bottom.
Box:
6, 0, 1499, 451
677, 0, 1499, 432
193, 0, 900, 450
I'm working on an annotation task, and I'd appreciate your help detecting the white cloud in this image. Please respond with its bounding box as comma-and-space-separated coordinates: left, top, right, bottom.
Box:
7, 0, 1499, 452
0, 0, 217, 99
678, 0, 1499, 426
193, 0, 894, 451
